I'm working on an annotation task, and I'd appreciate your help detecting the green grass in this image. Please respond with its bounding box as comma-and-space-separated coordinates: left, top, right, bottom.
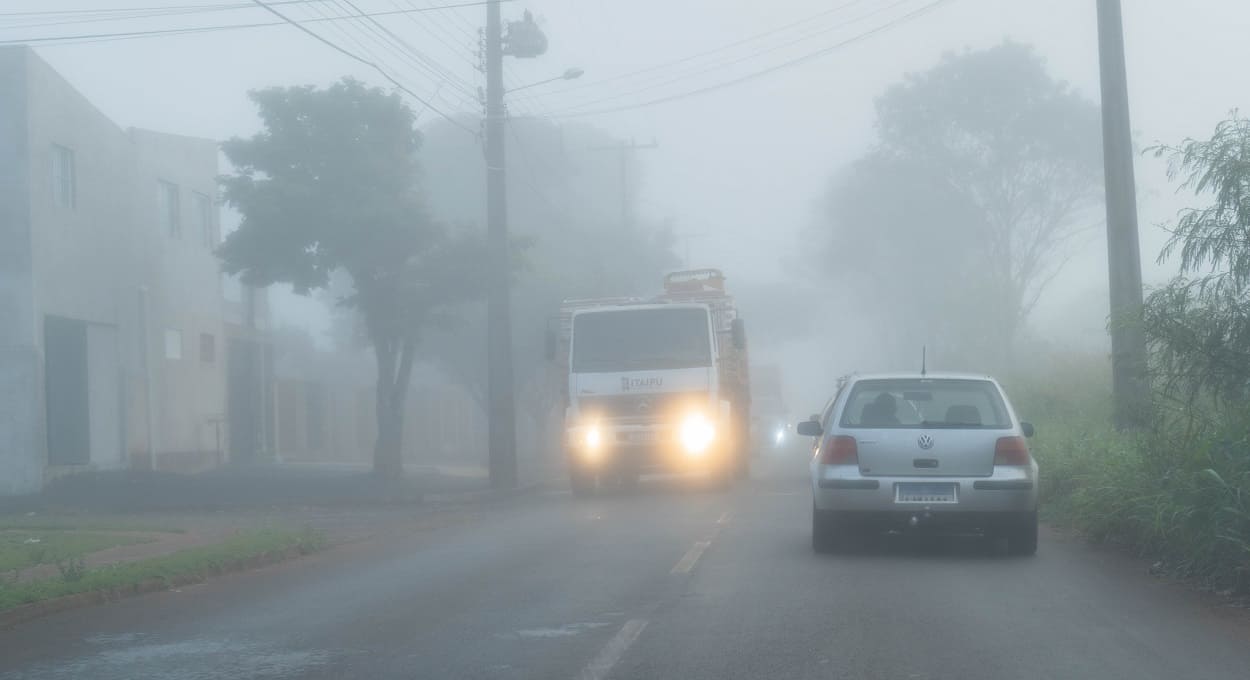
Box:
0, 530, 155, 573
0, 526, 326, 612
0, 516, 187, 534
1013, 354, 1250, 595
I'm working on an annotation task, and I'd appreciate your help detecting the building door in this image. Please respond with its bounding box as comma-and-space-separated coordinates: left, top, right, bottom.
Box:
87, 324, 122, 468
45, 315, 89, 465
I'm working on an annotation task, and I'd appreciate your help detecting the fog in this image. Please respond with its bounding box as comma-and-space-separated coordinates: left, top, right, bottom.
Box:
8, 0, 1249, 442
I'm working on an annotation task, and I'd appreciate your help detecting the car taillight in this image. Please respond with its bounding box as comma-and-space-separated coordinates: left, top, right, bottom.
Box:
818, 435, 858, 465
994, 436, 1031, 466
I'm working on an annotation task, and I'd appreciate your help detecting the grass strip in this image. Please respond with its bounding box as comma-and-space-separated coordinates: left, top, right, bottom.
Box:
0, 526, 325, 613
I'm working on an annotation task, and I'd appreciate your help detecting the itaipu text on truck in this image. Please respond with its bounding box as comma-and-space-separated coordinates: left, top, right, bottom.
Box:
545, 269, 752, 494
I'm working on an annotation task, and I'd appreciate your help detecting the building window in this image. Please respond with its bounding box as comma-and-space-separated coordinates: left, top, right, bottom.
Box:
51, 144, 76, 209
192, 192, 215, 248
164, 329, 182, 360
200, 333, 216, 364
158, 180, 180, 237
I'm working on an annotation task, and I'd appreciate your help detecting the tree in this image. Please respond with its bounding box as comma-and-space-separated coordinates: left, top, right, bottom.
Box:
815, 42, 1103, 368
218, 78, 484, 478
1143, 114, 1250, 407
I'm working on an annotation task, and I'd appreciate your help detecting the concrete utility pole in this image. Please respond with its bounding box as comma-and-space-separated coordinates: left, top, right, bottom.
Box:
590, 138, 658, 230
484, 0, 517, 489
1096, 0, 1150, 430
482, 5, 551, 488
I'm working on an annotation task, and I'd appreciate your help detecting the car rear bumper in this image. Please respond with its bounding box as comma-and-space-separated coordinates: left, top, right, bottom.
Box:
811, 463, 1038, 514
822, 510, 1035, 534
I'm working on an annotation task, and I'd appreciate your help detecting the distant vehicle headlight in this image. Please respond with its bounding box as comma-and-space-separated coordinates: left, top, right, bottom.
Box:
679, 413, 715, 456
773, 427, 785, 445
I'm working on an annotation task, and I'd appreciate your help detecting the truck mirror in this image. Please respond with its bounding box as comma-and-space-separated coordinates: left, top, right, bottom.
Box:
544, 328, 557, 361
731, 318, 746, 350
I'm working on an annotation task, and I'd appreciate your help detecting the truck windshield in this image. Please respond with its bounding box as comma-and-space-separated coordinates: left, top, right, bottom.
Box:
572, 308, 712, 373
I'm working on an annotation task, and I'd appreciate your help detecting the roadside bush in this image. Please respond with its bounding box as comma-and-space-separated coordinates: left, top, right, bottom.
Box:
1021, 356, 1250, 594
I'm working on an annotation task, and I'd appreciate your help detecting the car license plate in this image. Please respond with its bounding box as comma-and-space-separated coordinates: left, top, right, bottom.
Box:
624, 430, 658, 444
896, 483, 958, 504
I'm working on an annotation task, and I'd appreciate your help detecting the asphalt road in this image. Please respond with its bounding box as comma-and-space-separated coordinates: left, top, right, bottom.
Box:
2, 458, 1248, 680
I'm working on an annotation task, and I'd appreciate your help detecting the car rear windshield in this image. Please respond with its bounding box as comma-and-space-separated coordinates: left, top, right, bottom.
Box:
839, 379, 1011, 429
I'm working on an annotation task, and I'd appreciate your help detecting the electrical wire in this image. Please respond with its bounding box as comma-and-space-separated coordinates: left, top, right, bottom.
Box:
248, 0, 477, 135
543, 0, 951, 119
0, 1, 508, 45
328, 0, 478, 102
510, 0, 874, 106
549, 0, 919, 114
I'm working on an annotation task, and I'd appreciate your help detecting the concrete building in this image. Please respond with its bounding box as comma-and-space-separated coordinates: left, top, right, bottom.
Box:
0, 46, 268, 495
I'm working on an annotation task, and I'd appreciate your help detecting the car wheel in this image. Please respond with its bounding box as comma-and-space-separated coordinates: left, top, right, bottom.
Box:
812, 505, 845, 554
1005, 512, 1038, 556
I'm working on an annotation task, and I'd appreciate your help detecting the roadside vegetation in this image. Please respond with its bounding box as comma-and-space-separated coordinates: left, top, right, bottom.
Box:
1016, 114, 1250, 596
0, 527, 154, 573
0, 526, 325, 613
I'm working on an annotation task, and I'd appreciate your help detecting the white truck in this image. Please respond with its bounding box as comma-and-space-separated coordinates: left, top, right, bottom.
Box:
546, 269, 751, 494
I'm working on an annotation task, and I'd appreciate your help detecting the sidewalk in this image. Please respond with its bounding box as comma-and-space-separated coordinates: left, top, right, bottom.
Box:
0, 462, 494, 515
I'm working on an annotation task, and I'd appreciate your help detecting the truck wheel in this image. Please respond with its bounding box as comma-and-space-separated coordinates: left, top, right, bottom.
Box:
735, 453, 750, 480
616, 470, 639, 492
569, 467, 595, 497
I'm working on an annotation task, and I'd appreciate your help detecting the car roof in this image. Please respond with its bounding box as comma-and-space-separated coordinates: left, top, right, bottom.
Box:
845, 372, 1001, 384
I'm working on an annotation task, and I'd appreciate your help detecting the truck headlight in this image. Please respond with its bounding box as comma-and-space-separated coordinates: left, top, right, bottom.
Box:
679, 413, 715, 456
584, 425, 603, 451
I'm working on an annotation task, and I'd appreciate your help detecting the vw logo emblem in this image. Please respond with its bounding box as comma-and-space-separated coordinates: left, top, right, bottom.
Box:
637, 400, 651, 414
917, 434, 935, 450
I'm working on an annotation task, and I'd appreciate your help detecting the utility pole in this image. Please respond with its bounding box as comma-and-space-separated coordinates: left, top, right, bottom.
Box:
1096, 0, 1150, 430
484, 0, 517, 488
590, 138, 657, 230
482, 5, 548, 488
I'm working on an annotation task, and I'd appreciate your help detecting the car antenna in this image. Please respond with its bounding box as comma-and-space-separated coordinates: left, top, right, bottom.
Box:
921, 345, 927, 376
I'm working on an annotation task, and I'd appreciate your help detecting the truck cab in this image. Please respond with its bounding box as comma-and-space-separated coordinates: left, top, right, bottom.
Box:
550, 270, 750, 493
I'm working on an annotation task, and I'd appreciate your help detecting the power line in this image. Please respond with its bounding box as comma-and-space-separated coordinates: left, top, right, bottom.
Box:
0, 1, 509, 45
548, 0, 918, 114
544, 0, 951, 119
329, 0, 477, 101
510, 0, 873, 105
248, 0, 476, 134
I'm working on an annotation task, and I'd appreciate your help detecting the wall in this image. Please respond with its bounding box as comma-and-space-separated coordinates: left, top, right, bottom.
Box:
25, 47, 140, 475
130, 129, 226, 468
0, 47, 42, 494
0, 46, 232, 490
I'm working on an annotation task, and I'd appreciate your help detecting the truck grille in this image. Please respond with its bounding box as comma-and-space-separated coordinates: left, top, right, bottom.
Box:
578, 392, 706, 421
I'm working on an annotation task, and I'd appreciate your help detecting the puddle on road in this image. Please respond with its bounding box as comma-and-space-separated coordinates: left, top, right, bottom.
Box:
499, 622, 613, 640
5, 637, 329, 680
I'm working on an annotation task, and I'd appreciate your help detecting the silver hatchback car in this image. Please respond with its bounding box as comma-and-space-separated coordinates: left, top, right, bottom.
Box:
801, 373, 1039, 555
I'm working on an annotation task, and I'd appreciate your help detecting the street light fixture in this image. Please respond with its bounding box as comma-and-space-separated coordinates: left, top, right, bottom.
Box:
505, 67, 584, 94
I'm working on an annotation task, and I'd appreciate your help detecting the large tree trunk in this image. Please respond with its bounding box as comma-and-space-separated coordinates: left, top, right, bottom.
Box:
373, 339, 403, 478
372, 335, 417, 479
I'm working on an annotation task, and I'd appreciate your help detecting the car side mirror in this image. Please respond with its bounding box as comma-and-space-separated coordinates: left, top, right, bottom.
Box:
1020, 421, 1035, 438
544, 327, 557, 361
796, 420, 822, 437
731, 318, 746, 350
